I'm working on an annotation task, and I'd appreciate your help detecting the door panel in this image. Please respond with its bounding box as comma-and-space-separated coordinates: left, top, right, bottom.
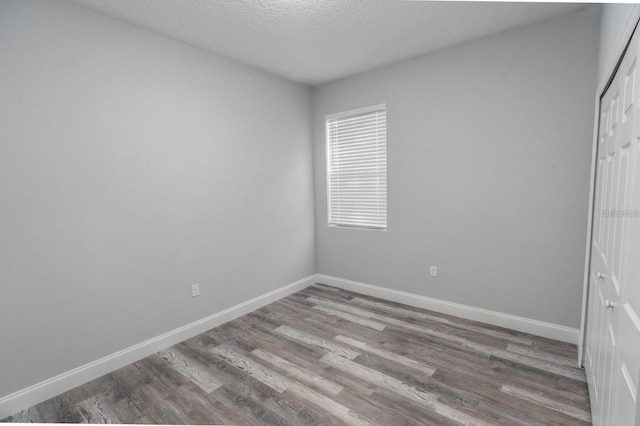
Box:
586, 24, 640, 426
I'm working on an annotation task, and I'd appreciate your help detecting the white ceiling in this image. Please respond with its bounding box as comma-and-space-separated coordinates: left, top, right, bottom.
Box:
68, 0, 586, 86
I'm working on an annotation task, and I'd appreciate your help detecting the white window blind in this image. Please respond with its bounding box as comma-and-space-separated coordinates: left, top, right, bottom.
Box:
326, 104, 387, 230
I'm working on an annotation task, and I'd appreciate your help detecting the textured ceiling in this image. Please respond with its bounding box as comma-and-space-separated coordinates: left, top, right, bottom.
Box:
68, 0, 586, 86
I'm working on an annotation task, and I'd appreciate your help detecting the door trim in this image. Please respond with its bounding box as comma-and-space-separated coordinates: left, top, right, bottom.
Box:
579, 5, 640, 367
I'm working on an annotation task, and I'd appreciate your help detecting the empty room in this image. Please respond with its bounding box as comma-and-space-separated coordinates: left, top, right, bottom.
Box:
1, 0, 639, 424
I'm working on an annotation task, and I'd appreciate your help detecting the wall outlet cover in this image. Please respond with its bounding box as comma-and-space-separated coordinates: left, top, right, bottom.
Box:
430, 266, 438, 277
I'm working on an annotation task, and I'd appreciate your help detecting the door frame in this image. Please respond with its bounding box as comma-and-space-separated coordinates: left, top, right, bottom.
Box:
579, 5, 640, 367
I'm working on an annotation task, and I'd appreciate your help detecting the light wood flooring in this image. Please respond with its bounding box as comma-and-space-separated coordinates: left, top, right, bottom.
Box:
2, 283, 591, 425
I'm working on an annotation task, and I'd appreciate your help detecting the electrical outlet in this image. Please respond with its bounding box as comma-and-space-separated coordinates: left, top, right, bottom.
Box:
430, 266, 438, 277
191, 283, 200, 297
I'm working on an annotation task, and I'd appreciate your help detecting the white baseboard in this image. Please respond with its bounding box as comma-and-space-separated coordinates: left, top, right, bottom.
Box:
316, 274, 579, 345
0, 274, 316, 419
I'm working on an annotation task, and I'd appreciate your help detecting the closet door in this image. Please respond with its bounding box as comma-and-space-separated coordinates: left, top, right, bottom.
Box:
586, 57, 619, 426
611, 27, 640, 426
585, 25, 640, 426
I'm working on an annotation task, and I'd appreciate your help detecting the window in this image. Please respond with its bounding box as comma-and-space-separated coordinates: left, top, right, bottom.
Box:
326, 104, 387, 230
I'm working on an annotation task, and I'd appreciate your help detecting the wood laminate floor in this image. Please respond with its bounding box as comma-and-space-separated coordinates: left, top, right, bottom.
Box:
2, 284, 591, 425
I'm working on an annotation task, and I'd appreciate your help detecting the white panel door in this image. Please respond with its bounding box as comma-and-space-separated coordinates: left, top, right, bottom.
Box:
586, 60, 619, 426
586, 24, 640, 426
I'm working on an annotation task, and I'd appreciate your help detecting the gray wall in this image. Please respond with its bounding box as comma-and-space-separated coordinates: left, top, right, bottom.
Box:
0, 0, 314, 398
312, 6, 600, 328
